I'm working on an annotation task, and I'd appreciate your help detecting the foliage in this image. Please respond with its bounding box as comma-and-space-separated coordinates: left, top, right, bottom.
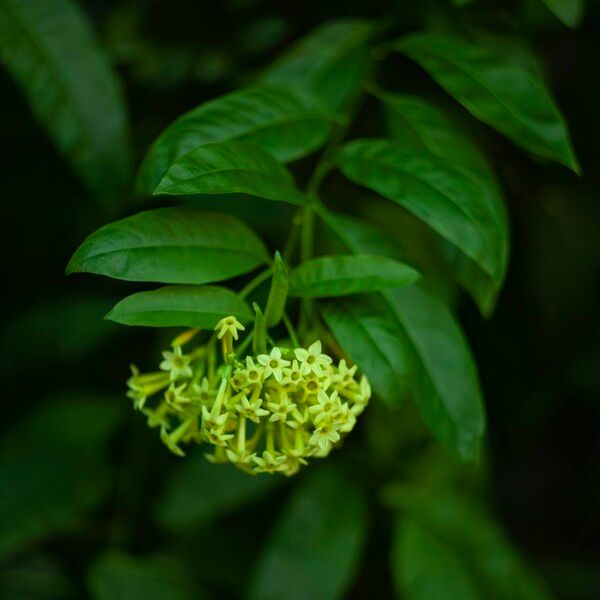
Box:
1, 0, 596, 598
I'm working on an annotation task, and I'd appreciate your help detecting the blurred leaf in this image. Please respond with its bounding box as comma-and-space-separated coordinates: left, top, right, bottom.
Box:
156, 459, 279, 531
397, 33, 579, 171
290, 254, 420, 298
154, 140, 308, 204
250, 466, 367, 600
137, 85, 334, 195
88, 552, 198, 600
542, 0, 584, 28
388, 487, 554, 600
2, 392, 125, 456
0, 295, 118, 378
384, 285, 485, 460
337, 139, 507, 291
0, 0, 131, 205
0, 394, 125, 560
68, 207, 269, 284
264, 251, 289, 327
321, 210, 485, 458
392, 516, 480, 600
0, 554, 76, 599
322, 297, 410, 403
261, 19, 372, 111
106, 285, 253, 328
379, 92, 509, 314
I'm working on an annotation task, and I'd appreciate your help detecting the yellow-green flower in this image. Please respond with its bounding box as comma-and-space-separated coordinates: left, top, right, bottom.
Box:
266, 392, 297, 424
215, 316, 245, 340
160, 346, 193, 381
309, 422, 341, 453
235, 394, 269, 423
257, 347, 290, 383
308, 389, 342, 426
295, 340, 332, 377
253, 450, 288, 474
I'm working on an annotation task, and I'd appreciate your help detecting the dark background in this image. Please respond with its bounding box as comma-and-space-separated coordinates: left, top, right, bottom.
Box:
1, 0, 599, 598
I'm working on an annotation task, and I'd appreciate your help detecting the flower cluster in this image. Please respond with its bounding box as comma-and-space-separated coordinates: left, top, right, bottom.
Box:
126, 317, 371, 476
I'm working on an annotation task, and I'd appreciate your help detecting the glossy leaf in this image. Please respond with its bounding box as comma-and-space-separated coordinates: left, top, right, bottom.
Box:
250, 467, 367, 600
0, 0, 131, 204
137, 85, 333, 194
337, 139, 506, 285
321, 210, 486, 458
106, 285, 253, 328
88, 553, 197, 600
261, 19, 372, 111
392, 517, 481, 600
264, 252, 289, 327
543, 0, 584, 28
156, 459, 279, 531
67, 208, 269, 284
322, 298, 410, 403
380, 92, 509, 315
397, 33, 579, 171
384, 285, 485, 459
154, 141, 308, 204
290, 254, 420, 298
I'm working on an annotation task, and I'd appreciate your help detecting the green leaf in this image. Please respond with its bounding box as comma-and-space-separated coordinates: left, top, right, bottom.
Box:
250, 466, 367, 600
252, 302, 267, 355
392, 517, 481, 600
542, 0, 584, 28
264, 252, 289, 327
381, 91, 491, 174
156, 459, 279, 531
290, 254, 420, 298
337, 138, 506, 286
379, 92, 509, 315
390, 487, 554, 600
384, 285, 485, 459
88, 553, 198, 600
322, 297, 410, 403
67, 207, 269, 284
321, 210, 486, 458
106, 285, 253, 328
0, 0, 131, 204
397, 33, 579, 172
261, 19, 373, 112
154, 141, 308, 204
137, 85, 334, 195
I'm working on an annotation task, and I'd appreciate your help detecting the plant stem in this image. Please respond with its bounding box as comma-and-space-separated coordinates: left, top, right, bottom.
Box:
282, 312, 300, 347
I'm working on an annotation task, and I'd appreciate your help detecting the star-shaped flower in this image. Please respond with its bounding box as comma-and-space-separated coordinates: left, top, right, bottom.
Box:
214, 315, 245, 340
164, 382, 191, 412
252, 451, 288, 474
308, 389, 342, 426
257, 347, 290, 383
333, 359, 358, 388
201, 405, 229, 431
191, 377, 216, 405
266, 392, 297, 424
206, 428, 234, 447
159, 346, 193, 381
235, 395, 269, 423
282, 359, 304, 387
294, 340, 332, 377
308, 422, 341, 454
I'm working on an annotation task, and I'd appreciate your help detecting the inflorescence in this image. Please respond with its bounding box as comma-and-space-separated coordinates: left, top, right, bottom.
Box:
126, 316, 371, 475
